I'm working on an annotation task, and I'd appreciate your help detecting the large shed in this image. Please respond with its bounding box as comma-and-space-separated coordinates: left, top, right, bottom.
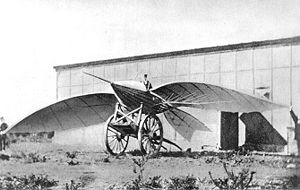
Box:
53, 36, 300, 154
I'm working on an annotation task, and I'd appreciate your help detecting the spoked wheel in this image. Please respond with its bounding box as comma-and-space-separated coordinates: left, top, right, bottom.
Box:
105, 115, 129, 156
138, 114, 163, 155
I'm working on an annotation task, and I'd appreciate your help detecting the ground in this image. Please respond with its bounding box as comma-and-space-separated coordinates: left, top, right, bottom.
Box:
0, 142, 300, 189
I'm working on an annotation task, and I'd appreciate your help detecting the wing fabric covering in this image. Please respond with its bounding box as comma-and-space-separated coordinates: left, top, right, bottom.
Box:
8, 93, 117, 133
164, 108, 211, 141
153, 82, 285, 113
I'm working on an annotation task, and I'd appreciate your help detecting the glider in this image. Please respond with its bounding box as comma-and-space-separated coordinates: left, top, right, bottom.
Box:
5, 72, 285, 155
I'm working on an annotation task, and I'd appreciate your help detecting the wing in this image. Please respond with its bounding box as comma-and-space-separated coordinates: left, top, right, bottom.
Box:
164, 107, 211, 141
5, 93, 117, 133
153, 82, 286, 113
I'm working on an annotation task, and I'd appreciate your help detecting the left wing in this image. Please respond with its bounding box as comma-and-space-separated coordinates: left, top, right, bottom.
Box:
153, 82, 286, 113
5, 93, 117, 134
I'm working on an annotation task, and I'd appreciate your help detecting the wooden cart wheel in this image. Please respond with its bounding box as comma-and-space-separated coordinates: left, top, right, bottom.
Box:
138, 114, 163, 155
105, 115, 129, 156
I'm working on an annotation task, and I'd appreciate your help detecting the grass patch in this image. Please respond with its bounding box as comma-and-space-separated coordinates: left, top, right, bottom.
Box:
0, 174, 58, 190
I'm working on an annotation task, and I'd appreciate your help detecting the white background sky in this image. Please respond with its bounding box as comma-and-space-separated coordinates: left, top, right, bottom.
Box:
0, 0, 299, 124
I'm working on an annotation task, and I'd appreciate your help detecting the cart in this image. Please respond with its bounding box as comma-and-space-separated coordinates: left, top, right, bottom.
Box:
104, 102, 164, 155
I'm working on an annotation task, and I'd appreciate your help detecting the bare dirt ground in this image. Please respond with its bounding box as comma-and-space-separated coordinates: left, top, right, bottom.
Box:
0, 142, 300, 189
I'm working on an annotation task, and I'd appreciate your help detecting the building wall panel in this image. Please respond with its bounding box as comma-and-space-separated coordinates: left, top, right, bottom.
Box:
273, 68, 290, 105
126, 62, 138, 80
159, 118, 176, 150
205, 54, 219, 73
70, 68, 83, 86
149, 60, 163, 77
83, 67, 94, 85
190, 74, 204, 82
161, 76, 176, 84
176, 74, 189, 82
57, 70, 70, 87
137, 61, 149, 76
150, 77, 162, 87
176, 57, 190, 76
104, 64, 115, 81
70, 86, 82, 97
220, 72, 235, 89
83, 84, 94, 94
273, 109, 290, 138
114, 63, 127, 81
236, 50, 252, 71
205, 73, 220, 85
273, 46, 291, 68
162, 58, 176, 77
292, 67, 300, 114
254, 48, 272, 70
57, 87, 70, 100
254, 69, 271, 90
292, 45, 300, 66
262, 111, 272, 127
220, 52, 235, 72
94, 82, 110, 93
93, 65, 105, 84
237, 70, 253, 93
190, 55, 204, 74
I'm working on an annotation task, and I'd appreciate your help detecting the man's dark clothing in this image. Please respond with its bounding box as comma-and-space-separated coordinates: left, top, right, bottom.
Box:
290, 109, 299, 140
144, 80, 152, 91
290, 109, 300, 155
0, 122, 8, 151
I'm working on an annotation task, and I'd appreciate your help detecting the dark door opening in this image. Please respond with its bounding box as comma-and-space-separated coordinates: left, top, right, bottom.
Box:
220, 112, 239, 150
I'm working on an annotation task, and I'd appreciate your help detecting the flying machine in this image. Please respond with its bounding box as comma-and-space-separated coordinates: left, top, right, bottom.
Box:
5, 72, 285, 155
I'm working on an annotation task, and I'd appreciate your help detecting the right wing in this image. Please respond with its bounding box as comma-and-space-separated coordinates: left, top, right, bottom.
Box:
5, 93, 117, 133
153, 82, 286, 113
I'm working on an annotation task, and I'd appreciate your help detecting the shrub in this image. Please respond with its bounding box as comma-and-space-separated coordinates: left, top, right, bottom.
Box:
257, 175, 300, 189
79, 175, 96, 187
66, 151, 79, 165
165, 175, 199, 190
65, 180, 81, 190
124, 155, 149, 189
209, 163, 255, 189
144, 175, 163, 189
0, 174, 58, 190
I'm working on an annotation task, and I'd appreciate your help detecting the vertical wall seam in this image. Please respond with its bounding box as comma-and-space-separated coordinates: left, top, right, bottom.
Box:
81, 67, 83, 94
125, 62, 128, 81
147, 60, 150, 78
103, 65, 106, 92
290, 45, 293, 106
235, 51, 238, 89
56, 71, 59, 100
219, 54, 221, 85
188, 56, 191, 81
252, 48, 255, 95
173, 58, 177, 141
290, 45, 293, 126
271, 47, 274, 125
203, 55, 206, 82
174, 57, 178, 80
69, 70, 71, 97
92, 67, 95, 92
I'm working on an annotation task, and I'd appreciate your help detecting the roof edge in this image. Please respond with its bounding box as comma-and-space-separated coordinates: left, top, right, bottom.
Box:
54, 36, 300, 70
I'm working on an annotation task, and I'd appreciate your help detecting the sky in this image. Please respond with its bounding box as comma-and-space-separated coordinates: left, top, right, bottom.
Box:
0, 0, 299, 124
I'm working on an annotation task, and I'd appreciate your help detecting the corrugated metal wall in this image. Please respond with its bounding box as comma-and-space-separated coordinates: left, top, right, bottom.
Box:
55, 42, 300, 153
